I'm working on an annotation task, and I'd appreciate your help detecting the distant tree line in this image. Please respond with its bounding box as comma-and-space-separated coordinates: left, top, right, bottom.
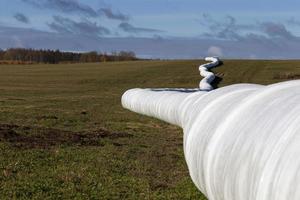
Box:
0, 48, 137, 64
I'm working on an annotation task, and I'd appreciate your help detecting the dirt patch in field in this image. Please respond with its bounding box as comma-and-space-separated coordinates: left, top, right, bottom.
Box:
0, 124, 132, 149
273, 72, 300, 80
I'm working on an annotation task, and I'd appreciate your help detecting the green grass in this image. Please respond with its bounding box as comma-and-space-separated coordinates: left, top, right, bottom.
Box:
1, 60, 300, 199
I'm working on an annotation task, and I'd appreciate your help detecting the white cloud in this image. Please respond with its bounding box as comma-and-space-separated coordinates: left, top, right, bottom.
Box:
12, 35, 24, 48
3, 26, 300, 59
207, 46, 223, 57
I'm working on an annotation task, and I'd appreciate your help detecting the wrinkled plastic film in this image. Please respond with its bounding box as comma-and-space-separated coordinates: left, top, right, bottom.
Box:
121, 58, 300, 200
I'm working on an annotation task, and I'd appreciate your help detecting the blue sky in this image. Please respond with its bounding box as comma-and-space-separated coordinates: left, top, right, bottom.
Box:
1, 0, 300, 58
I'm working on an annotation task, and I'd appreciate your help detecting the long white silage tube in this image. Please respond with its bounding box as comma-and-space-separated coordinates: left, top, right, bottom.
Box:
121, 58, 300, 200
199, 57, 220, 91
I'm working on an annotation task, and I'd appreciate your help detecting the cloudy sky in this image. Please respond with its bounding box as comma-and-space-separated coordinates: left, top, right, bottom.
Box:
1, 0, 300, 59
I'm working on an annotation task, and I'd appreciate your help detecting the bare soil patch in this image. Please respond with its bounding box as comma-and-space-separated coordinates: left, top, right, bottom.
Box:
0, 124, 132, 149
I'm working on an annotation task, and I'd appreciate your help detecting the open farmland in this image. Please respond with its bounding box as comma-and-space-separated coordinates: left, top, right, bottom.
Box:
1, 60, 300, 199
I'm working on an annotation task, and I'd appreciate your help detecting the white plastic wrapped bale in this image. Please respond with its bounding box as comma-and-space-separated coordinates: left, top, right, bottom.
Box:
121, 58, 300, 200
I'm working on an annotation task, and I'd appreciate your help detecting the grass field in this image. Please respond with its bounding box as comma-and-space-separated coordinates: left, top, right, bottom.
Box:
1, 60, 300, 199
